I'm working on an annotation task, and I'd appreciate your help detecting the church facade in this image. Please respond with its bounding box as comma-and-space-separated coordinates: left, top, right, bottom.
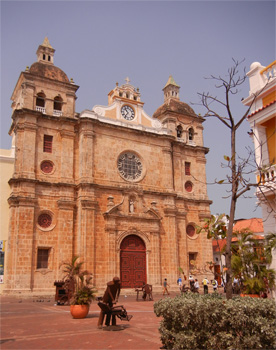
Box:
5, 38, 213, 295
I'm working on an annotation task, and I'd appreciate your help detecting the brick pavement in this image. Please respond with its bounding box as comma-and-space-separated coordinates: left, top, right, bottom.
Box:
1, 293, 177, 350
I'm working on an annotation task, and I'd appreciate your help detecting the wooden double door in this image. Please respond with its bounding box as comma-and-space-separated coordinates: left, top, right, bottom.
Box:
120, 235, 146, 288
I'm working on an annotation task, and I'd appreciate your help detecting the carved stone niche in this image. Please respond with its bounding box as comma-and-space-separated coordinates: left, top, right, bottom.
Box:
104, 193, 161, 234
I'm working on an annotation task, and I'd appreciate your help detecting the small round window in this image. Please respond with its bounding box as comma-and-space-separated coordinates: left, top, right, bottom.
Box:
41, 160, 54, 174
117, 152, 143, 182
38, 213, 52, 229
185, 181, 193, 192
186, 224, 195, 237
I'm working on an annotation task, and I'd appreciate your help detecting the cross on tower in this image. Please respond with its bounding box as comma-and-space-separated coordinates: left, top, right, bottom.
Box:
125, 77, 130, 84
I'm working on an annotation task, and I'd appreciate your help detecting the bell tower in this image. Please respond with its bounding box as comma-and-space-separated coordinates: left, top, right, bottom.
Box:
163, 75, 180, 103
36, 37, 55, 65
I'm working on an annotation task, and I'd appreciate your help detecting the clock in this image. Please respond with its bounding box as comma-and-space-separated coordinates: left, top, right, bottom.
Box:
121, 105, 135, 121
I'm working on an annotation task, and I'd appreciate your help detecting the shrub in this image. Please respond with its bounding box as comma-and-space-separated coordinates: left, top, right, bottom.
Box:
154, 294, 276, 350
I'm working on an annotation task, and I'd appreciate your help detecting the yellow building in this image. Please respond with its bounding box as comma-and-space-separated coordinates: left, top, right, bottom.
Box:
243, 60, 276, 274
3, 38, 213, 296
0, 138, 15, 293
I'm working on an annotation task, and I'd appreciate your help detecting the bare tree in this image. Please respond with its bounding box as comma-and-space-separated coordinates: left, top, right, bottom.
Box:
197, 59, 275, 299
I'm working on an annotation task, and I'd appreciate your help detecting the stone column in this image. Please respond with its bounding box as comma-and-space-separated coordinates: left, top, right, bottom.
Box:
60, 129, 75, 182
13, 112, 37, 180
78, 122, 94, 182
176, 211, 188, 275
5, 196, 37, 293
57, 200, 75, 275
74, 199, 97, 275
162, 200, 178, 284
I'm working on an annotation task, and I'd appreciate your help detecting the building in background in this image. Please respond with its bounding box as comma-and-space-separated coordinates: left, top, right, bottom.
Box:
0, 140, 15, 292
3, 38, 213, 296
212, 218, 264, 286
242, 60, 276, 273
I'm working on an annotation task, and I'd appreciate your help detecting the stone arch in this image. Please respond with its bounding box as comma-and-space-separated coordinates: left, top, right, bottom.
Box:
119, 234, 147, 288
116, 230, 150, 252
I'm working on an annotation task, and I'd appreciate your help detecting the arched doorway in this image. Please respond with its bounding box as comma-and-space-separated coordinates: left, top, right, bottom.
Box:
120, 235, 146, 288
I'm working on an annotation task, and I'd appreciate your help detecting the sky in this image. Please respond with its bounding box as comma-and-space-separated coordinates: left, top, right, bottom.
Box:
1, 0, 275, 220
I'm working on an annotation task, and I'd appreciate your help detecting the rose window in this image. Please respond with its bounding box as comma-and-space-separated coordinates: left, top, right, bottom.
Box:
38, 213, 52, 228
41, 161, 54, 174
117, 152, 143, 181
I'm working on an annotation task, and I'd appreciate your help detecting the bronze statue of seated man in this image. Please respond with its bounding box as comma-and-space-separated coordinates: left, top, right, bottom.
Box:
97, 277, 132, 328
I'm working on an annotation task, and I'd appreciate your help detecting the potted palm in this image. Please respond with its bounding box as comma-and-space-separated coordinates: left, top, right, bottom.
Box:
62, 256, 97, 318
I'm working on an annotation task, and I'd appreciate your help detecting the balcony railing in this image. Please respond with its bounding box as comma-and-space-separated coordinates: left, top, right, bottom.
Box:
36, 106, 46, 114
260, 60, 276, 81
259, 164, 276, 184
53, 110, 62, 117
256, 164, 276, 197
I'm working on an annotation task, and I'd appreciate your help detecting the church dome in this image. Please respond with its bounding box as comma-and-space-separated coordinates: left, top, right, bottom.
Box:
153, 98, 196, 119
29, 62, 69, 83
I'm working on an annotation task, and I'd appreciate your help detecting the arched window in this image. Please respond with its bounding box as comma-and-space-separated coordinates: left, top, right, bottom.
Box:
54, 96, 62, 111
188, 127, 194, 141
36, 92, 45, 107
176, 125, 183, 138
36, 92, 46, 114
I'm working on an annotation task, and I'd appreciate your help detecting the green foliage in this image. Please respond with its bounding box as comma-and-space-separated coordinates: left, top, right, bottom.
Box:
231, 231, 276, 294
154, 294, 276, 350
61, 256, 97, 305
197, 214, 228, 240
70, 283, 96, 305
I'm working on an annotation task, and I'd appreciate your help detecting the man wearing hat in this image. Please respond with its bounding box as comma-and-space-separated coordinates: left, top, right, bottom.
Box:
98, 277, 121, 328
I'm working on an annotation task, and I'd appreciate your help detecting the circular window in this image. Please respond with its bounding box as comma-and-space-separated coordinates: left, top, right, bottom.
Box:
41, 160, 54, 174
186, 224, 195, 237
185, 181, 193, 192
38, 213, 52, 228
117, 152, 143, 181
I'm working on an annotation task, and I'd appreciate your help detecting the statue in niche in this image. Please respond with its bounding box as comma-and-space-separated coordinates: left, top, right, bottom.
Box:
129, 199, 135, 213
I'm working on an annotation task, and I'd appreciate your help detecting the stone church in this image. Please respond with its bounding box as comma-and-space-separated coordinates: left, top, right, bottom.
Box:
4, 38, 213, 295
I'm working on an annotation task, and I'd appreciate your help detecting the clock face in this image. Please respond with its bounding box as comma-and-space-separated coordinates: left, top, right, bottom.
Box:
121, 105, 135, 121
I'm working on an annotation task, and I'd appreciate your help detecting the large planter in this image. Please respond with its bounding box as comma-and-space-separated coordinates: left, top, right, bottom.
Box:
70, 304, 90, 319
240, 293, 260, 298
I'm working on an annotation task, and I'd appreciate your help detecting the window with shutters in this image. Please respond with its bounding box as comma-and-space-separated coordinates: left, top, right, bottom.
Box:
185, 162, 191, 175
37, 248, 50, 269
43, 135, 53, 153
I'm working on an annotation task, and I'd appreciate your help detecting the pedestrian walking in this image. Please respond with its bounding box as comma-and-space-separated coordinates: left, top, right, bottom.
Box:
177, 276, 182, 291
163, 278, 170, 295
194, 279, 199, 293
212, 279, 218, 292
202, 277, 209, 294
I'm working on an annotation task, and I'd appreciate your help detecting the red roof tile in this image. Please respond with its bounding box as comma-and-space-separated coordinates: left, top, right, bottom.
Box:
247, 100, 276, 118
233, 218, 264, 234
212, 239, 226, 252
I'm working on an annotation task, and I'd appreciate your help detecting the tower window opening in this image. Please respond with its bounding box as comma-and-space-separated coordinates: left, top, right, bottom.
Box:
48, 55, 51, 62
126, 93, 129, 98
43, 54, 46, 60
36, 93, 45, 107
176, 125, 183, 138
188, 128, 194, 141
54, 96, 62, 111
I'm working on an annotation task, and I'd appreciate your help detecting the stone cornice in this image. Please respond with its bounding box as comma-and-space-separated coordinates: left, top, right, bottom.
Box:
8, 195, 37, 207
57, 199, 75, 210
80, 199, 98, 209
9, 177, 76, 188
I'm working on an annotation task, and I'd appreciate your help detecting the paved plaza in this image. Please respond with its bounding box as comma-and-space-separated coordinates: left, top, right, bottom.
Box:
1, 292, 178, 350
